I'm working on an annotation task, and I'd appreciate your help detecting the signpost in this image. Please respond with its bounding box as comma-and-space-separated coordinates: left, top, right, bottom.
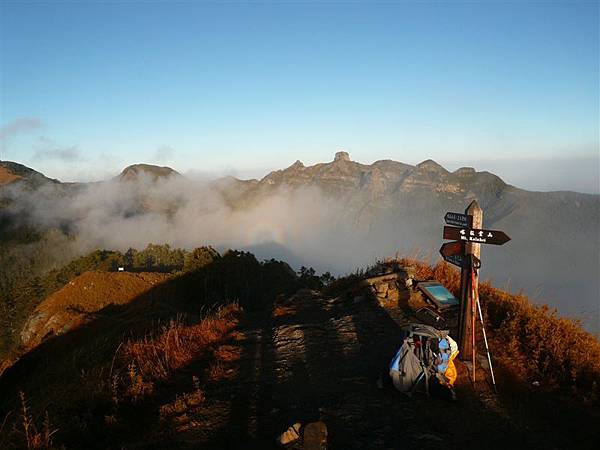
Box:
443, 226, 511, 245
440, 200, 510, 387
444, 211, 470, 228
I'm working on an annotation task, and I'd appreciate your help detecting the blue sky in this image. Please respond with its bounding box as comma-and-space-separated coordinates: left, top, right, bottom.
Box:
1, 1, 598, 191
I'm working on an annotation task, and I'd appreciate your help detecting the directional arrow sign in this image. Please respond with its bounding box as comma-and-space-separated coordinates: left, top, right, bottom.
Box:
444, 212, 470, 228
439, 242, 482, 268
443, 226, 511, 245
444, 254, 464, 268
440, 240, 463, 258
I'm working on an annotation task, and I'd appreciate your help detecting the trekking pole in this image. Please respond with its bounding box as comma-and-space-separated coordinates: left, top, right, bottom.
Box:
476, 297, 498, 393
471, 267, 476, 383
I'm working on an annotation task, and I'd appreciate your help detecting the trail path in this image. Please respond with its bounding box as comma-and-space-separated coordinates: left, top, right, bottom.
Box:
150, 289, 591, 450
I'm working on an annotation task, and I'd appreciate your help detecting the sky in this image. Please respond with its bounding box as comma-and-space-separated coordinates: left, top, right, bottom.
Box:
0, 1, 598, 192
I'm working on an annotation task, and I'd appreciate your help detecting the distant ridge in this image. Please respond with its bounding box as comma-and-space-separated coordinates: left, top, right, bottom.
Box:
249, 151, 507, 198
117, 163, 181, 182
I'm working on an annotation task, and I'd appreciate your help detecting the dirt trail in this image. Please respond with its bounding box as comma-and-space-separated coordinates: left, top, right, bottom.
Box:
144, 288, 596, 450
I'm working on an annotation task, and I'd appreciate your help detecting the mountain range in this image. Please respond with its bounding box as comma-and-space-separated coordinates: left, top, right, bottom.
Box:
1, 153, 598, 329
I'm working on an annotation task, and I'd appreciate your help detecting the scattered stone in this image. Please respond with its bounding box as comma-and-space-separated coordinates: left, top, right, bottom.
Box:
277, 422, 301, 446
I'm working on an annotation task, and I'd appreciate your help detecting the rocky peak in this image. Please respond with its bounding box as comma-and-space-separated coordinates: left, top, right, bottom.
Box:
288, 160, 305, 170
118, 164, 180, 182
415, 159, 449, 174
334, 151, 351, 162
454, 167, 476, 176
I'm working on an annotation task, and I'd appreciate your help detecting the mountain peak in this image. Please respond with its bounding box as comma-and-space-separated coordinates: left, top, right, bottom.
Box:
118, 164, 180, 182
454, 167, 476, 175
416, 159, 448, 174
334, 151, 351, 162
288, 160, 305, 170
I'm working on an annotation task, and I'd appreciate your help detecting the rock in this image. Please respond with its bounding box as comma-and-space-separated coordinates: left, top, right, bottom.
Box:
408, 290, 428, 310
334, 151, 350, 162
386, 289, 399, 303
397, 290, 411, 304
375, 283, 388, 295
454, 166, 476, 175
303, 421, 328, 450
277, 422, 301, 446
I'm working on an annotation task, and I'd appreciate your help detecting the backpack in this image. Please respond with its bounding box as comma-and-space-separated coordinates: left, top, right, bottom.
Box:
389, 323, 457, 396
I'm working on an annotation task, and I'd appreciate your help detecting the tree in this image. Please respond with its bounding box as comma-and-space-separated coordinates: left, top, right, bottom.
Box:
184, 246, 220, 272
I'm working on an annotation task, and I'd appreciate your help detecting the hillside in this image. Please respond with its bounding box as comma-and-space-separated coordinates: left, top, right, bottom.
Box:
0, 161, 60, 190
0, 166, 22, 186
0, 253, 599, 449
20, 271, 172, 351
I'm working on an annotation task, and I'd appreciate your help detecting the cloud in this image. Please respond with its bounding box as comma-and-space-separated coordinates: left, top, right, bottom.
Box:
0, 118, 43, 152
32, 137, 82, 162
0, 175, 378, 275
0, 118, 43, 139
152, 145, 175, 162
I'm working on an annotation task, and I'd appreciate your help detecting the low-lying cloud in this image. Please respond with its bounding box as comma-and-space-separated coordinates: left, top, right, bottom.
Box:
2, 174, 392, 274
33, 137, 82, 162
2, 170, 598, 332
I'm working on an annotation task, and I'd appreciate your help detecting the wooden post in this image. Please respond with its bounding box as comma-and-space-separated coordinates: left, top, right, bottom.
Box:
458, 200, 482, 361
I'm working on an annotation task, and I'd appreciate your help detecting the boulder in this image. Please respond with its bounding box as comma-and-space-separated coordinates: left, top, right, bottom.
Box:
277, 422, 301, 446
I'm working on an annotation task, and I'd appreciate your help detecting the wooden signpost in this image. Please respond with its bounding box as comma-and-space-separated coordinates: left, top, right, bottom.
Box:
440, 200, 511, 385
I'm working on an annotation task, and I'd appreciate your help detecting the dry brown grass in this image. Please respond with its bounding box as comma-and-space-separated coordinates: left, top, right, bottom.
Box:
0, 166, 22, 186
272, 305, 294, 318
397, 257, 600, 401
116, 303, 240, 399
17, 392, 58, 450
22, 271, 172, 352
